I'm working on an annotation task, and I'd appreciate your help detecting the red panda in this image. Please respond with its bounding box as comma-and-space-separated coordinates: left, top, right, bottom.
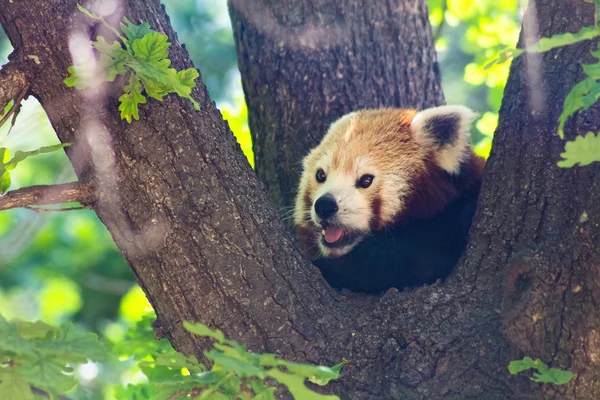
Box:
293, 105, 485, 293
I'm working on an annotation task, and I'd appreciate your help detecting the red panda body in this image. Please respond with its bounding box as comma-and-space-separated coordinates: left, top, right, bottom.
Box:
293, 106, 485, 293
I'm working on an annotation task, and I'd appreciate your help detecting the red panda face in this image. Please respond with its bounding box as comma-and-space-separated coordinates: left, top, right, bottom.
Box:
294, 106, 477, 259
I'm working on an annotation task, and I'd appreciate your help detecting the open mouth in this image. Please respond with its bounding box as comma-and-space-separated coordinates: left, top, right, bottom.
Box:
320, 225, 362, 248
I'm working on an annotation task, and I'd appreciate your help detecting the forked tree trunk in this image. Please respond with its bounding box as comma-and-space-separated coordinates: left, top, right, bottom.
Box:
229, 0, 444, 208
0, 0, 599, 398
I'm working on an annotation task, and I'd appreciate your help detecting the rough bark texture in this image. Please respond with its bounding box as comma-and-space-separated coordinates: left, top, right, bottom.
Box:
0, 0, 342, 368
1, 0, 599, 399
229, 0, 444, 209
486, 0, 600, 396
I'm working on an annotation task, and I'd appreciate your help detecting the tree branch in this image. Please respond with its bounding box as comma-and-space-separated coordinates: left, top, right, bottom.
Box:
0, 181, 97, 212
0, 58, 28, 111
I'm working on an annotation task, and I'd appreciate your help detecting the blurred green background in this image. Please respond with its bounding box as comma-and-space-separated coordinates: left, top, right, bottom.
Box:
0, 0, 520, 398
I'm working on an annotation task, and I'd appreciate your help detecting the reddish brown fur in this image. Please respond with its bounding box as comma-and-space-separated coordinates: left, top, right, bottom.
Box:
294, 106, 485, 259
370, 195, 383, 231
400, 153, 485, 222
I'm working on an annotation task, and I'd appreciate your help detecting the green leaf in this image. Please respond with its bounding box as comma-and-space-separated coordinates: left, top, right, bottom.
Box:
114, 383, 157, 400
484, 48, 523, 69
184, 321, 227, 344
132, 32, 170, 62
64, 66, 88, 89
266, 369, 340, 400
69, 9, 200, 119
144, 352, 204, 373
508, 356, 539, 374
582, 80, 600, 109
119, 76, 147, 123
558, 132, 600, 168
525, 26, 600, 54
486, 26, 600, 68
286, 363, 339, 382
177, 68, 200, 91
532, 368, 575, 385
125, 58, 200, 110
508, 357, 574, 385
171, 69, 200, 110
0, 370, 34, 400
247, 380, 277, 400
0, 170, 9, 194
93, 37, 130, 81
0, 100, 13, 118
0, 315, 34, 356
582, 61, 600, 79
558, 78, 600, 138
2, 143, 70, 173
92, 36, 121, 55
0, 143, 70, 193
308, 360, 347, 386
15, 357, 77, 394
143, 79, 170, 101
207, 350, 265, 378
0, 148, 11, 194
36, 323, 106, 363
120, 18, 153, 43
12, 320, 59, 340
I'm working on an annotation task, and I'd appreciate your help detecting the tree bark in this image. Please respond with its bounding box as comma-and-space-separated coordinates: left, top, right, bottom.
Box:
229, 0, 444, 208
485, 0, 600, 397
0, 0, 340, 368
1, 0, 599, 399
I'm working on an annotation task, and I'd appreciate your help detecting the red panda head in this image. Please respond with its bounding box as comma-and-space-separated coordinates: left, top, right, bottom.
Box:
294, 105, 483, 259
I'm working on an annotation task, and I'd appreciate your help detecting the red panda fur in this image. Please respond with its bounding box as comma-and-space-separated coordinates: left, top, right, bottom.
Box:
294, 106, 485, 293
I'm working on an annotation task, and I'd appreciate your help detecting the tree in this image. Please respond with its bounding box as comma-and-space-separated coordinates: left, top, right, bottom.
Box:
228, 0, 443, 207
0, 0, 598, 399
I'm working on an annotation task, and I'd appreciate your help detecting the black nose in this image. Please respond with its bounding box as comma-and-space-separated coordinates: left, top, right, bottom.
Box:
314, 194, 338, 220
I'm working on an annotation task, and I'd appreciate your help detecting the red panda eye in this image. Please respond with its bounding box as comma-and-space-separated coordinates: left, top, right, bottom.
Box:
357, 174, 374, 188
316, 169, 327, 183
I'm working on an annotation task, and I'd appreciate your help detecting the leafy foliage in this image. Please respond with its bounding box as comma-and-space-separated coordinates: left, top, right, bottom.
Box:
555, 30, 600, 167
0, 315, 106, 399
486, 2, 600, 167
117, 318, 344, 399
0, 314, 343, 399
184, 321, 344, 399
0, 143, 70, 194
558, 41, 600, 139
558, 131, 600, 167
485, 26, 600, 69
65, 5, 200, 123
509, 357, 575, 385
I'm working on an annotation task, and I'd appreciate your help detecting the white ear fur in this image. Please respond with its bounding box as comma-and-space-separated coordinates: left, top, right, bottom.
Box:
410, 105, 476, 174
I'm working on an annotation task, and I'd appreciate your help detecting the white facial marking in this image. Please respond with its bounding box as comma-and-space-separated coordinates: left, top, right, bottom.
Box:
343, 115, 357, 143
309, 154, 383, 257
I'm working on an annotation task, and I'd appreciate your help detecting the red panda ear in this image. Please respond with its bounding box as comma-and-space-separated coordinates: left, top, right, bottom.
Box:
410, 105, 476, 174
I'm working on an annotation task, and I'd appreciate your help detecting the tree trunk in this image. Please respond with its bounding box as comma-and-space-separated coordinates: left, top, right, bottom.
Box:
0, 0, 339, 366
483, 0, 600, 396
1, 0, 599, 399
229, 0, 444, 208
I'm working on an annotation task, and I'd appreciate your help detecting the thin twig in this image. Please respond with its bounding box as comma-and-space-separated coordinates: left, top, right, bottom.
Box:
24, 205, 90, 212
0, 181, 97, 212
1, 82, 29, 133
0, 59, 28, 116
